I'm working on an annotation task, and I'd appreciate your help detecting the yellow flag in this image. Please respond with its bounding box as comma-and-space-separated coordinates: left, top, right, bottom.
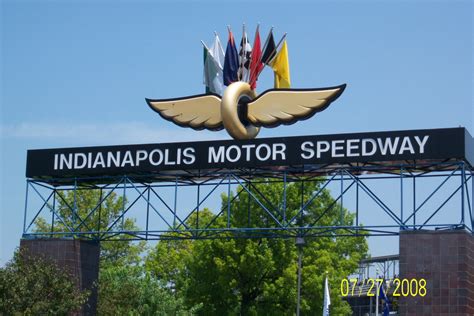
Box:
270, 40, 290, 88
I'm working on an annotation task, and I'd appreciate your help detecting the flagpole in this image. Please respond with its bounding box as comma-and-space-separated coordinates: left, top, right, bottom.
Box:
243, 23, 250, 82
296, 248, 302, 316
252, 24, 260, 83
295, 237, 305, 316
248, 23, 262, 87
214, 31, 225, 57
275, 33, 287, 51
200, 40, 210, 52
227, 25, 232, 46
246, 23, 259, 83
254, 32, 287, 81
249, 26, 274, 88
213, 31, 219, 55
237, 23, 245, 81
267, 32, 287, 65
250, 23, 260, 69
375, 270, 379, 316
259, 26, 274, 64
376, 286, 379, 316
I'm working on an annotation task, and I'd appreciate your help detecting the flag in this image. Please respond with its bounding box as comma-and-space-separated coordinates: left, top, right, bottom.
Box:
223, 30, 239, 86
203, 46, 210, 94
323, 277, 331, 316
237, 30, 252, 82
379, 284, 390, 316
210, 34, 225, 70
203, 46, 224, 95
270, 40, 290, 88
249, 26, 263, 90
261, 30, 276, 65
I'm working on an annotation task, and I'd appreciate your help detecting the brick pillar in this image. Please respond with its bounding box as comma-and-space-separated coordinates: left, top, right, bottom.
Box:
399, 230, 474, 315
20, 238, 100, 316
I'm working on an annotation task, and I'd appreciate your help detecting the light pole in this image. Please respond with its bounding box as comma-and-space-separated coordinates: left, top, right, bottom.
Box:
296, 236, 305, 316
375, 268, 379, 316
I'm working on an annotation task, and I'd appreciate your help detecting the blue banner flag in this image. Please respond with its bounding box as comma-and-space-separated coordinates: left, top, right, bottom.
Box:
223, 30, 239, 86
379, 284, 390, 316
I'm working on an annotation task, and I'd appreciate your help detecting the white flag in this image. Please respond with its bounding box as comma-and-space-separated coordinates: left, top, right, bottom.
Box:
204, 47, 224, 95
210, 34, 225, 70
202, 34, 224, 93
323, 277, 331, 316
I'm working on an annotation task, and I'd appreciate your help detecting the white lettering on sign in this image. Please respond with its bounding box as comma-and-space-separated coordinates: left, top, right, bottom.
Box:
54, 147, 196, 170
300, 135, 430, 161
50, 135, 431, 172
414, 136, 429, 154
182, 147, 195, 164
209, 146, 225, 163
316, 141, 330, 158
208, 143, 287, 164
301, 141, 314, 159
346, 139, 360, 157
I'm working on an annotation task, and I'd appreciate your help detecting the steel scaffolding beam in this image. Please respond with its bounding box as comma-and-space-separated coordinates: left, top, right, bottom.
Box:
22, 160, 474, 241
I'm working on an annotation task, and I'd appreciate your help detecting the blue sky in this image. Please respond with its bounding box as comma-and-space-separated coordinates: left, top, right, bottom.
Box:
1, 0, 472, 266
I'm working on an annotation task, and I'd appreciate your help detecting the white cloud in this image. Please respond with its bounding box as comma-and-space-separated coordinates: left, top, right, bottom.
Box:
0, 121, 223, 145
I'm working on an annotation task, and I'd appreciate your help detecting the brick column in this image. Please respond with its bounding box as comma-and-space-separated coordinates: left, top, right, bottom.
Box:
20, 238, 100, 316
399, 230, 474, 315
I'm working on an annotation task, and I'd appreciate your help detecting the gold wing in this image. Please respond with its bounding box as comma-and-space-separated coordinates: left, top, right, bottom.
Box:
247, 84, 346, 127
146, 94, 223, 131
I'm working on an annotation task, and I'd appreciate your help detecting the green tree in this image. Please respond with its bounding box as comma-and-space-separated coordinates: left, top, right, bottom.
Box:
33, 189, 197, 314
34, 189, 146, 267
98, 264, 201, 315
0, 250, 89, 315
146, 179, 368, 315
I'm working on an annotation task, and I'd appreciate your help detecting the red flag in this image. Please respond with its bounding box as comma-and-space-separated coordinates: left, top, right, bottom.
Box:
249, 27, 263, 90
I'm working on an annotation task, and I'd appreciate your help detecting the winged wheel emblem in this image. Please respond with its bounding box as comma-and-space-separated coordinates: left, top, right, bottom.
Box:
146, 82, 346, 140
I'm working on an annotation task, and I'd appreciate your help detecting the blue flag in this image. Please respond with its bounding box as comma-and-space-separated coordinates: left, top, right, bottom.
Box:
223, 30, 239, 86
379, 284, 390, 316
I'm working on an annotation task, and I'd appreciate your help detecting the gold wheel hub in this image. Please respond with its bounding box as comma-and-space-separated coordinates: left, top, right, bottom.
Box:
221, 82, 260, 140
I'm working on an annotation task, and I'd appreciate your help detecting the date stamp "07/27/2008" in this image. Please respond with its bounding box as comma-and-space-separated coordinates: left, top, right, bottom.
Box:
340, 278, 427, 297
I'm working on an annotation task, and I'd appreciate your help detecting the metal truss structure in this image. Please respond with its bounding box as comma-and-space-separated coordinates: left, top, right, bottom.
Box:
22, 159, 473, 241
357, 255, 399, 280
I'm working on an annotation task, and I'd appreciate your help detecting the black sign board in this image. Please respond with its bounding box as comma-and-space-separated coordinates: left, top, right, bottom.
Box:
26, 128, 473, 179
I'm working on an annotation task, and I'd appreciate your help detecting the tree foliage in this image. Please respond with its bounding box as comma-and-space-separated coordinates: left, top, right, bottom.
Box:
0, 250, 89, 315
33, 189, 195, 314
146, 179, 368, 315
24, 178, 368, 315
98, 264, 200, 316
34, 189, 146, 267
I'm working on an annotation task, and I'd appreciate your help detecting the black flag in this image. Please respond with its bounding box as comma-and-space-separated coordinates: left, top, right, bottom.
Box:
261, 31, 276, 65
